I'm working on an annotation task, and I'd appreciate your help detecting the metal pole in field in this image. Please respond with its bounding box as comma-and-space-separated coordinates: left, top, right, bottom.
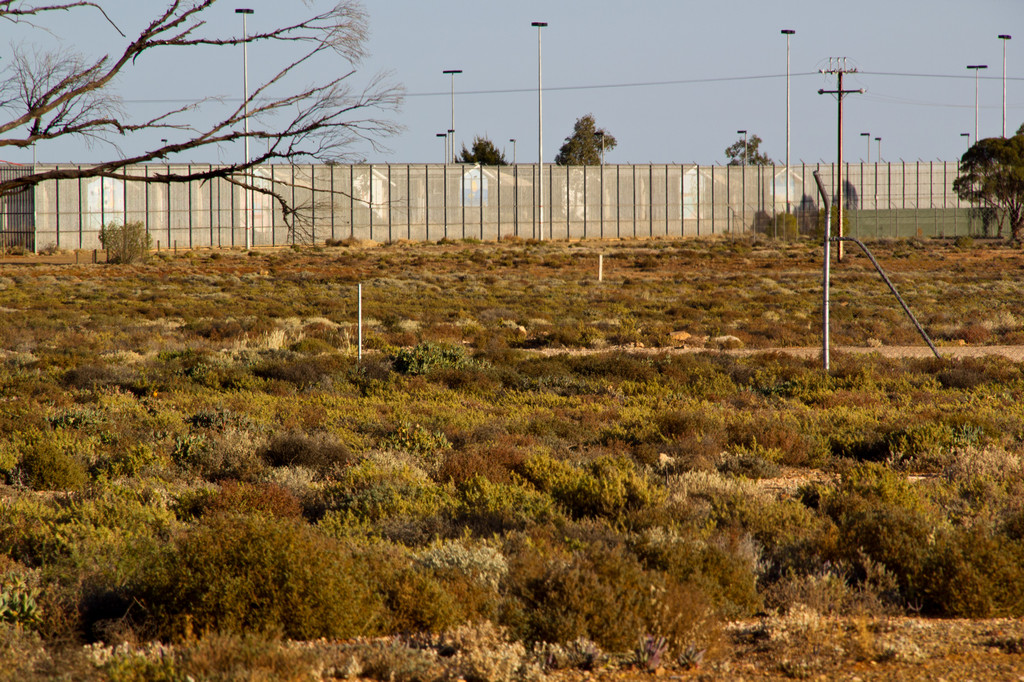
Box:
442, 69, 462, 163
782, 30, 795, 216
813, 171, 831, 372
236, 8, 254, 250
532, 21, 547, 241
967, 64, 988, 142
999, 35, 1011, 137
738, 129, 747, 230
510, 138, 518, 236
357, 282, 363, 361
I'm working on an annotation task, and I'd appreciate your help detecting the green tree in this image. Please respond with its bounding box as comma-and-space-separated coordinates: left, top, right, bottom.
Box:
953, 134, 1024, 241
554, 114, 617, 165
456, 136, 508, 165
724, 134, 774, 166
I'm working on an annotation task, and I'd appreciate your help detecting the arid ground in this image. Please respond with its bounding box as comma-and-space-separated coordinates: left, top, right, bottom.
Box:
2, 235, 1024, 680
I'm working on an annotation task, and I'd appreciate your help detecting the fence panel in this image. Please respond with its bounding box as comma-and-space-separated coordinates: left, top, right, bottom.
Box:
12, 160, 1000, 252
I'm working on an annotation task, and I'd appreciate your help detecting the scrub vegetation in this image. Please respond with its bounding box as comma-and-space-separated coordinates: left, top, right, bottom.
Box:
3, 236, 1024, 679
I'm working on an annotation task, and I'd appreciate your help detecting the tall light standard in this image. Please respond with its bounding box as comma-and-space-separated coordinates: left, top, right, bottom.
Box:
437, 133, 447, 164
781, 29, 795, 214
442, 69, 462, 163
967, 64, 988, 143
594, 131, 605, 236
236, 8, 254, 250
860, 132, 871, 162
737, 130, 747, 230
532, 21, 547, 241
874, 136, 882, 162
447, 128, 454, 161
510, 138, 518, 234
999, 35, 1012, 137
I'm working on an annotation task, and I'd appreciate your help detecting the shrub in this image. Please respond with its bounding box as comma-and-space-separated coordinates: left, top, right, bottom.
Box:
822, 463, 940, 607
717, 443, 782, 480
260, 431, 352, 475
314, 456, 457, 544
254, 356, 338, 388
504, 535, 715, 652
199, 480, 304, 520
101, 444, 164, 478
517, 454, 664, 521
14, 429, 88, 491
379, 422, 451, 459
100, 221, 152, 264
130, 515, 384, 640
455, 475, 561, 534
631, 527, 762, 620
924, 525, 1024, 617
391, 342, 470, 375
62, 364, 119, 391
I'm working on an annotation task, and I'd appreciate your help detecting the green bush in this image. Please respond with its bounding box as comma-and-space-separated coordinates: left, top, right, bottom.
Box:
366, 546, 492, 634
391, 342, 470, 375
822, 463, 940, 608
924, 525, 1024, 617
131, 515, 384, 640
517, 454, 664, 521
504, 534, 715, 652
99, 221, 152, 264
455, 475, 561, 534
14, 429, 88, 491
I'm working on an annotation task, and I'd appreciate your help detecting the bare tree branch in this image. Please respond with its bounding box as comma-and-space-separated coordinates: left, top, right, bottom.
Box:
0, 0, 402, 243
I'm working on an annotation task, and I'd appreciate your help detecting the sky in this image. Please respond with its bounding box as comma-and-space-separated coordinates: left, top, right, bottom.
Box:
3, 0, 1022, 167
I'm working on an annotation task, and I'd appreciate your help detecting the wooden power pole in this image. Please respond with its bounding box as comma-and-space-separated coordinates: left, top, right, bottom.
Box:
818, 58, 863, 262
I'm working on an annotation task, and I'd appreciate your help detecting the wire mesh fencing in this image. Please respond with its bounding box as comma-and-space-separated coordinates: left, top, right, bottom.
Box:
8, 160, 991, 253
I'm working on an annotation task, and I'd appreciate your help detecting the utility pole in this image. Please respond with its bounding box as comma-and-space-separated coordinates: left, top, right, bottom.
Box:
819, 58, 863, 262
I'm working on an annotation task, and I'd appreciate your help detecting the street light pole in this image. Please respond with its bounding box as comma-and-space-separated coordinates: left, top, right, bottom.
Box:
960, 132, 971, 153
967, 64, 988, 143
236, 8, 254, 250
532, 21, 547, 241
737, 129, 747, 230
595, 131, 605, 165
442, 69, 462, 163
510, 138, 518, 235
860, 132, 870, 163
782, 29, 795, 214
874, 137, 881, 162
999, 35, 1011, 137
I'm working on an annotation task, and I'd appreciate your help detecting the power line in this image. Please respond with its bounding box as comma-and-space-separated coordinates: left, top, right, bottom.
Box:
119, 70, 1024, 105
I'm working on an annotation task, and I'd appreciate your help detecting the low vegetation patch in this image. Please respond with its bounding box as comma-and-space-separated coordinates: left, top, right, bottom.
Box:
1, 238, 1024, 677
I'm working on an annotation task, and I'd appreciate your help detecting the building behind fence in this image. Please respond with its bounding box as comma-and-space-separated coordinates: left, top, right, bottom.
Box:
0, 161, 991, 252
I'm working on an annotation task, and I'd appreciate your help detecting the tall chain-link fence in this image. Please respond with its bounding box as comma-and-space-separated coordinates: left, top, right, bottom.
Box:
3, 161, 993, 252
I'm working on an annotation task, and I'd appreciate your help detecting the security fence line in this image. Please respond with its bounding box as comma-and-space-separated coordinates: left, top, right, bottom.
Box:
1, 161, 989, 253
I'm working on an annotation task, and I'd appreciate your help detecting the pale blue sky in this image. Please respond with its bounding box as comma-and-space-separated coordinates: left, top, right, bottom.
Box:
4, 0, 1022, 166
